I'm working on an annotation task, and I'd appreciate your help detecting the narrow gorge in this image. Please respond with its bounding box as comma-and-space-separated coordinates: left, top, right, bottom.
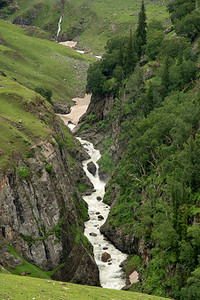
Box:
59, 94, 129, 289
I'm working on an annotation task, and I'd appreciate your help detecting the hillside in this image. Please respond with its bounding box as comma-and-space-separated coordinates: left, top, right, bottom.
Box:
0, 18, 93, 170
78, 0, 200, 298
0, 19, 93, 104
0, 273, 171, 300
0, 17, 100, 287
1, 0, 171, 53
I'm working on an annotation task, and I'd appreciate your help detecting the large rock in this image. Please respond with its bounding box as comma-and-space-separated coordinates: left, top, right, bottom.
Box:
87, 161, 96, 176
100, 222, 138, 254
101, 252, 111, 262
53, 102, 71, 114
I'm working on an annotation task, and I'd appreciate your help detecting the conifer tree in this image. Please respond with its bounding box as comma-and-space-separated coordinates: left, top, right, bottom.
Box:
124, 29, 138, 76
161, 56, 170, 96
136, 0, 147, 57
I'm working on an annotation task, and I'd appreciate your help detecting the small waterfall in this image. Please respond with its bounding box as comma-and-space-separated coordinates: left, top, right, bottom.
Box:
55, 15, 62, 40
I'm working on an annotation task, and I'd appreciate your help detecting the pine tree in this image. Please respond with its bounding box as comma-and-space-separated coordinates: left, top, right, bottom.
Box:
161, 56, 170, 97
124, 29, 138, 76
136, 0, 147, 57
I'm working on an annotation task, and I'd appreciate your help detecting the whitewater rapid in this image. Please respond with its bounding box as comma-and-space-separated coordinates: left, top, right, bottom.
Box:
76, 137, 128, 289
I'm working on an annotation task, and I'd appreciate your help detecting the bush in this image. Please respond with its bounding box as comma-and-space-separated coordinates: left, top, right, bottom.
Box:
17, 166, 30, 178
35, 87, 53, 104
45, 163, 53, 173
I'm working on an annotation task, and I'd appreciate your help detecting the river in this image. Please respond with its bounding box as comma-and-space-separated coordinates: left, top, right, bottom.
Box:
77, 137, 128, 289
60, 102, 128, 289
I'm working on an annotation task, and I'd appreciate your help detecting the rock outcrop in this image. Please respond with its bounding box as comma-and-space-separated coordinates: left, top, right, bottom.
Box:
0, 123, 100, 286
53, 102, 71, 114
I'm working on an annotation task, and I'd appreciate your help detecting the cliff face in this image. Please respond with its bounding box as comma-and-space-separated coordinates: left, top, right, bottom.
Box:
0, 123, 100, 286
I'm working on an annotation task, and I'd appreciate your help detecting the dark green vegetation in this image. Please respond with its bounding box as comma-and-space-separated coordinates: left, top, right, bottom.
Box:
1, 0, 171, 53
0, 273, 171, 300
85, 0, 200, 299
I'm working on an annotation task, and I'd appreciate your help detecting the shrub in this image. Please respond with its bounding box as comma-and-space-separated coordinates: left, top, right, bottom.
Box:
35, 87, 53, 104
17, 166, 30, 178
45, 163, 53, 173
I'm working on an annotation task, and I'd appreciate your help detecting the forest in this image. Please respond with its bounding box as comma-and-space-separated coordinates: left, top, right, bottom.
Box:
85, 0, 200, 298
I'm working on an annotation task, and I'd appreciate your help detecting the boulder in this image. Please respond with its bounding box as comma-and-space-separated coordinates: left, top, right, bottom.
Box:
97, 196, 102, 201
98, 215, 104, 221
101, 252, 111, 262
89, 232, 97, 237
87, 161, 97, 176
53, 102, 71, 114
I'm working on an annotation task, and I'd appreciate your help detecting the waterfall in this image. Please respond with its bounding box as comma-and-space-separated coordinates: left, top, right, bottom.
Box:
55, 15, 62, 40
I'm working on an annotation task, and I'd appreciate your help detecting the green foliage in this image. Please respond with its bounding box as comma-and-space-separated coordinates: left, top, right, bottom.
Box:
16, 166, 30, 178
175, 11, 200, 41
181, 267, 200, 299
86, 62, 106, 95
88, 113, 96, 124
98, 151, 115, 175
78, 183, 88, 193
99, 22, 200, 294
124, 30, 138, 76
146, 28, 164, 60
70, 225, 88, 247
125, 255, 142, 276
136, 0, 147, 57
35, 87, 53, 105
45, 163, 53, 173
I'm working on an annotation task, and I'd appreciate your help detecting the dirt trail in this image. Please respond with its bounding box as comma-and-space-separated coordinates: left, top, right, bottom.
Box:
57, 94, 91, 126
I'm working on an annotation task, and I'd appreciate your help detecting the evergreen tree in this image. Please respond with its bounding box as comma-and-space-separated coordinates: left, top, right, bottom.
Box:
161, 56, 170, 96
136, 0, 147, 57
124, 29, 138, 76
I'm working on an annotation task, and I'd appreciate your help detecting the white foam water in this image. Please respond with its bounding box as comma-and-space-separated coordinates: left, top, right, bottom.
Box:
77, 137, 127, 289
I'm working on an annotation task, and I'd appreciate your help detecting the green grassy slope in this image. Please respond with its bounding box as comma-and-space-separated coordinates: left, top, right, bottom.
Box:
0, 19, 93, 172
0, 273, 171, 300
0, 74, 53, 171
62, 0, 170, 53
0, 19, 92, 103
2, 0, 171, 53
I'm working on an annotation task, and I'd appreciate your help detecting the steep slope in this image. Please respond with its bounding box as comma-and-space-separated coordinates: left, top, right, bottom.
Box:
0, 20, 99, 286
1, 0, 171, 53
0, 19, 92, 105
77, 0, 200, 298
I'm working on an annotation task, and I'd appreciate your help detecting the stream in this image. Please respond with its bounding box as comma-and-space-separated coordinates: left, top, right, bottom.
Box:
78, 138, 128, 289
67, 123, 128, 289
55, 16, 62, 40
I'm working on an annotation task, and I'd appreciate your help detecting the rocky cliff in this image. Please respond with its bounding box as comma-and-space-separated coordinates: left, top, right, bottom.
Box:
0, 120, 100, 286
